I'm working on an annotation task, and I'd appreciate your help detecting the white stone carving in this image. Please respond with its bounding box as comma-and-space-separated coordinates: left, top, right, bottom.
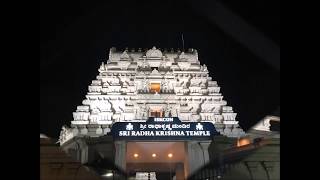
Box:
80, 127, 88, 134
120, 50, 130, 60
146, 46, 163, 58
59, 125, 74, 144
103, 127, 111, 134
252, 116, 280, 132
60, 46, 245, 144
179, 52, 188, 60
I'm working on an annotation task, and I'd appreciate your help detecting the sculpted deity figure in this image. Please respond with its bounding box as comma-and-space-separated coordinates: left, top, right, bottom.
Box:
90, 100, 100, 114
201, 102, 208, 112
161, 79, 169, 92
134, 108, 139, 119
140, 105, 148, 119
159, 59, 166, 69
203, 64, 208, 72
142, 78, 149, 92
175, 79, 181, 87
169, 107, 178, 117
182, 82, 187, 89
99, 100, 111, 112
59, 125, 70, 142
190, 77, 201, 87
164, 106, 172, 117
113, 77, 120, 85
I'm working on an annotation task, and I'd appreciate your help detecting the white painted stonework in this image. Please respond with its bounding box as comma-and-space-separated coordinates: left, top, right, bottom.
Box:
251, 116, 280, 132
59, 47, 245, 145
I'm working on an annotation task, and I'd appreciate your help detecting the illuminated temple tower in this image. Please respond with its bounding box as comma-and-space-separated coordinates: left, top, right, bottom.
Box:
59, 47, 246, 179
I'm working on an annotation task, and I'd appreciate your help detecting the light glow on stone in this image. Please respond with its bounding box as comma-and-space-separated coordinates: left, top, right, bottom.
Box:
103, 173, 113, 177
152, 153, 157, 158
237, 138, 251, 147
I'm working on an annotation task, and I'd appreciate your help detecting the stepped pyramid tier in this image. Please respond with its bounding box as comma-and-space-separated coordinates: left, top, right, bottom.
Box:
59, 47, 245, 145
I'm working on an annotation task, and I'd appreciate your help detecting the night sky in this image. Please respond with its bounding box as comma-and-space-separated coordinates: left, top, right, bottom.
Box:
40, 0, 280, 138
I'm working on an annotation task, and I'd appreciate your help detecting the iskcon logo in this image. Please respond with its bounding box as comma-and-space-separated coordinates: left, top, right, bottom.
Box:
196, 123, 203, 130
126, 123, 134, 131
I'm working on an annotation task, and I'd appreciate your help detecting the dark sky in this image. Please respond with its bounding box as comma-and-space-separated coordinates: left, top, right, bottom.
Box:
40, 0, 280, 138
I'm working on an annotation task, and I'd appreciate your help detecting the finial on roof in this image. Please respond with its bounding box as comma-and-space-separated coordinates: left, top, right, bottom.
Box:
120, 50, 130, 59
146, 46, 163, 58
194, 49, 198, 54
179, 52, 188, 59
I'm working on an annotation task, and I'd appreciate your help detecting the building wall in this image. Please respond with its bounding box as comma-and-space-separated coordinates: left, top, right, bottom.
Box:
40, 138, 102, 180
222, 139, 280, 180
189, 136, 280, 180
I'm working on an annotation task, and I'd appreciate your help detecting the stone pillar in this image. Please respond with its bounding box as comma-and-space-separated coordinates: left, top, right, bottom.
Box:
186, 141, 212, 176
175, 163, 185, 180
199, 142, 211, 164
114, 141, 126, 171
186, 141, 200, 176
80, 145, 88, 164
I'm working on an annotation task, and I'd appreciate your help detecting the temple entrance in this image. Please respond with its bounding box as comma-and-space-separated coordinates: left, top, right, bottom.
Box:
112, 117, 216, 179
150, 110, 163, 118
126, 142, 187, 180
149, 107, 164, 117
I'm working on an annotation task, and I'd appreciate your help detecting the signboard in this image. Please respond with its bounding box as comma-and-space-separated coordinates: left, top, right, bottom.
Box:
111, 117, 219, 140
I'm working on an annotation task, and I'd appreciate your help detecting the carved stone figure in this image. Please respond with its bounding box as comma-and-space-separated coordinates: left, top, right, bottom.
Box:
142, 78, 149, 92
146, 46, 163, 58
203, 64, 208, 72
161, 79, 169, 92
164, 106, 172, 117
141, 106, 148, 119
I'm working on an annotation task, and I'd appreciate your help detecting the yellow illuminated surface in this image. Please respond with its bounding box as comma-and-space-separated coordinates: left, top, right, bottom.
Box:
150, 83, 160, 93
126, 142, 185, 163
152, 153, 157, 158
237, 138, 251, 147
150, 110, 162, 117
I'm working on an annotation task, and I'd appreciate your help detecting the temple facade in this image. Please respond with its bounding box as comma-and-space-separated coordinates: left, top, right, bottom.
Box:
60, 47, 244, 143
58, 47, 247, 179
